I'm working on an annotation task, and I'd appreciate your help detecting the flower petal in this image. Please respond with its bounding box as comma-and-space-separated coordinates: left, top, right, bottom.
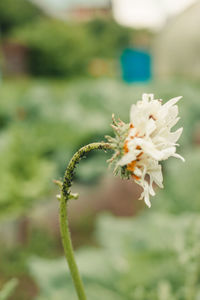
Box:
163, 96, 182, 109
117, 152, 136, 166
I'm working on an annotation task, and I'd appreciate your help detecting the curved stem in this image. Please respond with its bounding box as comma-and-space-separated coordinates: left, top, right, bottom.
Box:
59, 142, 112, 300
62, 142, 112, 200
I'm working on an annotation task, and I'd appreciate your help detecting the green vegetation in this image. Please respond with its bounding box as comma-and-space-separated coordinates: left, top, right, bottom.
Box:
11, 18, 135, 77
0, 0, 43, 35
85, 18, 134, 57
11, 20, 92, 77
29, 212, 200, 300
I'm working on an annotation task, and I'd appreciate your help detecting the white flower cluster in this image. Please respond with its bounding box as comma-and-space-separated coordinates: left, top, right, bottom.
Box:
117, 93, 184, 207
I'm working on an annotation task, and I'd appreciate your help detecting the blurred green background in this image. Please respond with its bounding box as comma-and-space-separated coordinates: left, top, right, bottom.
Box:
0, 0, 200, 299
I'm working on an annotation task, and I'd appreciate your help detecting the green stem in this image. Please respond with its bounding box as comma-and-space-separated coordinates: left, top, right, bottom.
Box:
60, 193, 87, 300
59, 142, 112, 300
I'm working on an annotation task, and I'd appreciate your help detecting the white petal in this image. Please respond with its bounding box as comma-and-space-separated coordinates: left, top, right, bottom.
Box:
145, 194, 151, 208
142, 93, 154, 103
146, 119, 156, 136
138, 180, 152, 207
134, 167, 143, 177
163, 96, 182, 109
128, 127, 137, 137
169, 117, 180, 128
173, 153, 185, 162
135, 138, 164, 160
169, 127, 183, 144
149, 179, 155, 196
161, 146, 176, 160
130, 104, 137, 123
166, 105, 178, 122
117, 152, 136, 166
149, 164, 163, 188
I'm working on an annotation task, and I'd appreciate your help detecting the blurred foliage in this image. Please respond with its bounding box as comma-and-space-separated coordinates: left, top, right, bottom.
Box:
29, 212, 200, 300
85, 18, 133, 58
11, 18, 136, 76
0, 226, 59, 278
0, 0, 43, 35
11, 20, 92, 77
0, 0, 154, 78
0, 127, 55, 217
154, 148, 200, 214
0, 279, 18, 300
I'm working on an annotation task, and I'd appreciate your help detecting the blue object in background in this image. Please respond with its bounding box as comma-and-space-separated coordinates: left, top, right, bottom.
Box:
120, 48, 151, 83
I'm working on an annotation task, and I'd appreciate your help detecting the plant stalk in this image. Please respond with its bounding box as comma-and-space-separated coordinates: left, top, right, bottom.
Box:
59, 142, 112, 300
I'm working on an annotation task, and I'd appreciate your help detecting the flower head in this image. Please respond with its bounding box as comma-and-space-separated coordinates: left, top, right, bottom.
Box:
107, 93, 184, 207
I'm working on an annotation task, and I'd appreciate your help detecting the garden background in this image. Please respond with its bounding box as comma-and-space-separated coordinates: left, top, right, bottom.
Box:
0, 0, 200, 299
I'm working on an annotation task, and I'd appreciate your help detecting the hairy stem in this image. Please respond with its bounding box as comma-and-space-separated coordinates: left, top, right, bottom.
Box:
59, 142, 112, 300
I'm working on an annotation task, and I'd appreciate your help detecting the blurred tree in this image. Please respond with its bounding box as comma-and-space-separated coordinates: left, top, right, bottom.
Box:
85, 18, 133, 57
12, 18, 135, 77
12, 19, 92, 77
0, 0, 43, 35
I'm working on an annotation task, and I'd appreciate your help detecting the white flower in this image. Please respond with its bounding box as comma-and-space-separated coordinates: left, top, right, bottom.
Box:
117, 93, 184, 207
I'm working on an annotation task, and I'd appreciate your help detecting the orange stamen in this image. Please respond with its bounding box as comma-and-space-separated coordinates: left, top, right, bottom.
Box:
137, 151, 143, 159
132, 174, 140, 180
130, 123, 134, 128
123, 140, 129, 153
127, 160, 137, 172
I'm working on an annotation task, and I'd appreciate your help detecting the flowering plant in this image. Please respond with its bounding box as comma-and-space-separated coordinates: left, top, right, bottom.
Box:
107, 93, 184, 207
55, 93, 184, 300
